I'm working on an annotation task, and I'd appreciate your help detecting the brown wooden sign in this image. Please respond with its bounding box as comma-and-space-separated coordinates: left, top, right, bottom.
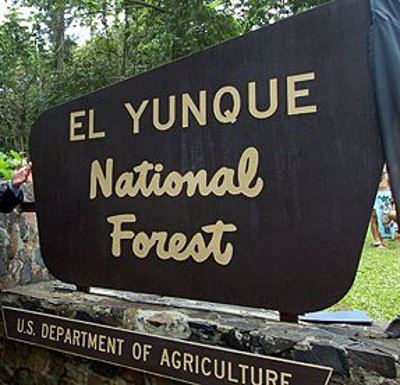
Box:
2, 307, 333, 385
30, 0, 383, 314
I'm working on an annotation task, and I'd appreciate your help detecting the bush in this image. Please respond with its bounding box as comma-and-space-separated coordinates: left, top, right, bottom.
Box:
0, 150, 24, 180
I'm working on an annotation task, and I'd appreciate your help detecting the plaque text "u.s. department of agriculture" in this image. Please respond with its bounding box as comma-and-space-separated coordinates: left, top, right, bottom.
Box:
2, 307, 332, 385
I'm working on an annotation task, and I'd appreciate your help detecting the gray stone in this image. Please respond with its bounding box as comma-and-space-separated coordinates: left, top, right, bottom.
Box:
251, 332, 297, 355
223, 328, 251, 351
292, 340, 350, 377
318, 325, 360, 339
10, 221, 23, 255
0, 228, 9, 249
355, 327, 388, 340
0, 206, 49, 289
14, 369, 34, 385
385, 316, 400, 339
76, 310, 95, 322
4, 340, 30, 368
21, 183, 35, 202
59, 378, 80, 385
20, 264, 33, 285
0, 365, 13, 382
346, 343, 397, 378
64, 360, 89, 383
27, 348, 49, 373
93, 310, 122, 327
19, 215, 28, 241
31, 265, 47, 284
90, 361, 122, 378
0, 256, 7, 276
263, 324, 339, 343
368, 339, 400, 362
33, 246, 45, 268
17, 248, 30, 263
121, 369, 145, 384
110, 307, 125, 322
188, 320, 222, 345
0, 213, 7, 228
88, 373, 104, 385
136, 310, 191, 339
20, 298, 42, 311
47, 354, 67, 377
328, 373, 348, 385
37, 374, 60, 385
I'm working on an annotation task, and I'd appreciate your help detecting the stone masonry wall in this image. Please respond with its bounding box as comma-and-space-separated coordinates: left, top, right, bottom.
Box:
0, 184, 50, 289
0, 282, 398, 385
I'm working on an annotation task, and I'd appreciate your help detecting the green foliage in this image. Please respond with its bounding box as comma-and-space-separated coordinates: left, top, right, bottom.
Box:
0, 8, 38, 152
218, 0, 327, 31
0, 150, 23, 180
332, 231, 400, 320
0, 0, 327, 153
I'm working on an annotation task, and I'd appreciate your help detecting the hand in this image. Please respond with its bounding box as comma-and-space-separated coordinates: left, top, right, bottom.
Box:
11, 162, 32, 189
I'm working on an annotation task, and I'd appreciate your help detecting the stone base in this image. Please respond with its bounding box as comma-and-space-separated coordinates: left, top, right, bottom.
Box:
0, 208, 50, 290
0, 282, 398, 385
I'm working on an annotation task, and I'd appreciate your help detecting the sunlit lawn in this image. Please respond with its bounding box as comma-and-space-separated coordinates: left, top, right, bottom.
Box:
331, 230, 400, 320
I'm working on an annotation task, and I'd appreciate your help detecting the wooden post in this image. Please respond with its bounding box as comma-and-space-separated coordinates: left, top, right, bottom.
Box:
77, 286, 91, 294
280, 312, 299, 323
20, 202, 36, 213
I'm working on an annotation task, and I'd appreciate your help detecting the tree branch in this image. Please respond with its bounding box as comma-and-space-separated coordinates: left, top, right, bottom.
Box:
80, 1, 165, 17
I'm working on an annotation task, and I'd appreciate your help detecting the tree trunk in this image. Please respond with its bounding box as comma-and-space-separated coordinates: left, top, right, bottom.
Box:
121, 1, 132, 77
50, 3, 66, 74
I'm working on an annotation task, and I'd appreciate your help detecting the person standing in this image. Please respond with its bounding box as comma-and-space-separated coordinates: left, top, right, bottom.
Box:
371, 166, 396, 246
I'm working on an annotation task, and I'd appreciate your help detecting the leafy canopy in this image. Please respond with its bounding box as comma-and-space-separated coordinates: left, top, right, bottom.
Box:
0, 0, 326, 152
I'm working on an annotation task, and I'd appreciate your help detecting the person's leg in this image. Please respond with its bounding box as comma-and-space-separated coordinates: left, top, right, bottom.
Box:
371, 210, 386, 247
389, 209, 397, 222
388, 209, 400, 238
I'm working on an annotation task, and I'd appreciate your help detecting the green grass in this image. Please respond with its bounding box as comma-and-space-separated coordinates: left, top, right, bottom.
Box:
330, 231, 400, 320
